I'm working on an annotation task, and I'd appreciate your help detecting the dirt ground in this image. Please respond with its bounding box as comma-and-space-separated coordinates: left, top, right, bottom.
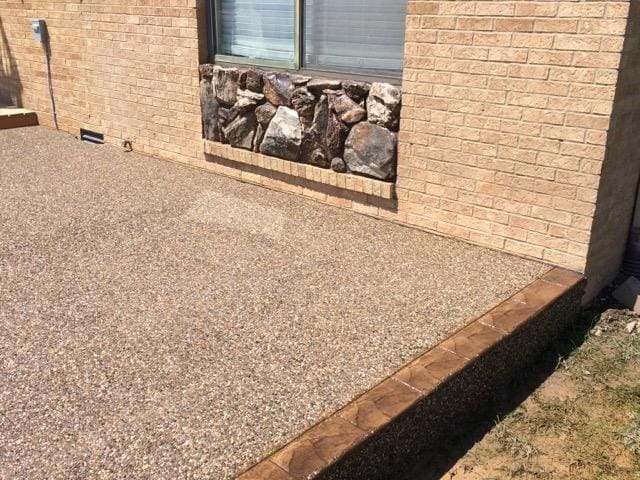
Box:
407, 292, 640, 480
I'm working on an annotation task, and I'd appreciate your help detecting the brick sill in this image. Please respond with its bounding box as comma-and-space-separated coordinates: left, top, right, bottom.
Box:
203, 139, 396, 200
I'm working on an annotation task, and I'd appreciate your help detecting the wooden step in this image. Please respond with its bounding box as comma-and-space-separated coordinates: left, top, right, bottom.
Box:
0, 107, 39, 130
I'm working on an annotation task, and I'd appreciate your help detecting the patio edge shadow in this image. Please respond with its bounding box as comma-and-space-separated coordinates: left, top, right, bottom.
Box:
237, 267, 585, 480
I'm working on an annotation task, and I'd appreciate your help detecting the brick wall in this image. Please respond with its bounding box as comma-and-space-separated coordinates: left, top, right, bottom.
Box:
583, 1, 640, 297
1, 1, 638, 297
399, 0, 634, 278
0, 0, 204, 163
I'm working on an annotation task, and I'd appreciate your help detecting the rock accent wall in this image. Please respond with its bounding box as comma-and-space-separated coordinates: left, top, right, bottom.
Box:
199, 64, 401, 182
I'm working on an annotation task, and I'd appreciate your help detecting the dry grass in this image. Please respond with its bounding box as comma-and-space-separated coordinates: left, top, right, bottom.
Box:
437, 299, 640, 480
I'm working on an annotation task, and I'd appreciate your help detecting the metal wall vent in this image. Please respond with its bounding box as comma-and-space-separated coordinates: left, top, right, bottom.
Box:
80, 128, 104, 144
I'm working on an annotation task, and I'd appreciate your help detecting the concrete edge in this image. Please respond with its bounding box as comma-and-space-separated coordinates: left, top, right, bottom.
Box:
236, 267, 586, 480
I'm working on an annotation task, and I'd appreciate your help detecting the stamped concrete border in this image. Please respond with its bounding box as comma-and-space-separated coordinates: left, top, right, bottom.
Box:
237, 267, 585, 480
204, 140, 396, 200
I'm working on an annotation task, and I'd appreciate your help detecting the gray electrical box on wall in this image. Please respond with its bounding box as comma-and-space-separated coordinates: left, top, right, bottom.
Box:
31, 19, 46, 43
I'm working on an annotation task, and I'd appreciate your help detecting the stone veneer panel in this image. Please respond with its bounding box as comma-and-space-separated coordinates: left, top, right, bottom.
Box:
199, 64, 402, 183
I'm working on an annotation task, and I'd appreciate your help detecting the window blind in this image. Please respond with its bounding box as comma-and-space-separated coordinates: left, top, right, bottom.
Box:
217, 0, 295, 62
302, 0, 407, 75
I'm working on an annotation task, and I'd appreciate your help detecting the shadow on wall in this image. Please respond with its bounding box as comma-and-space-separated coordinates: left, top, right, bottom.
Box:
584, 2, 640, 299
0, 16, 23, 107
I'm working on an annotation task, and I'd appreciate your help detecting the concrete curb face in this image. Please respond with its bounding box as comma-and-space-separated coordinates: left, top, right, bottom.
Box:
237, 267, 585, 480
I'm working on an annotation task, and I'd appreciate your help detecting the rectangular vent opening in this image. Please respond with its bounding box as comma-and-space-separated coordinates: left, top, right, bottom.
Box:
80, 128, 104, 145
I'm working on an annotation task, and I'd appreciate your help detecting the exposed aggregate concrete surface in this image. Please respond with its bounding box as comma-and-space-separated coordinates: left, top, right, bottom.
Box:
0, 127, 548, 479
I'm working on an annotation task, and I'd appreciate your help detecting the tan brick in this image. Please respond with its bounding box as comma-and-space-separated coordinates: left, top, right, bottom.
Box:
495, 19, 534, 32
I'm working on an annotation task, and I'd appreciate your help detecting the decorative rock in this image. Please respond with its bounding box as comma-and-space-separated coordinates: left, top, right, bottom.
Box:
263, 72, 295, 106
255, 102, 277, 127
307, 78, 342, 95
234, 89, 264, 114
246, 69, 264, 93
310, 95, 329, 139
199, 64, 215, 77
260, 107, 303, 161
343, 81, 370, 103
215, 67, 239, 107
308, 149, 328, 167
291, 87, 316, 119
329, 92, 366, 125
367, 82, 401, 131
238, 68, 249, 90
300, 116, 313, 132
326, 113, 349, 159
200, 77, 214, 111
201, 78, 219, 141
344, 122, 397, 180
202, 101, 220, 141
299, 129, 329, 168
217, 107, 230, 143
331, 157, 348, 173
300, 133, 328, 168
234, 96, 259, 114
238, 89, 264, 102
292, 75, 312, 86
199, 66, 401, 179
254, 124, 265, 153
224, 113, 257, 151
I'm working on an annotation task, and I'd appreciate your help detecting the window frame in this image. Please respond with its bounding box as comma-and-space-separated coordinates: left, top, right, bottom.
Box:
212, 0, 301, 70
207, 0, 404, 82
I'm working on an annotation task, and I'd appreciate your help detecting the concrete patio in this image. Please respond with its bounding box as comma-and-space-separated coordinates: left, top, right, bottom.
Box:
0, 127, 552, 479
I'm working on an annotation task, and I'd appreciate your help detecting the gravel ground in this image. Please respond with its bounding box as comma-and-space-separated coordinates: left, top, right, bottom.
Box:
0, 127, 548, 479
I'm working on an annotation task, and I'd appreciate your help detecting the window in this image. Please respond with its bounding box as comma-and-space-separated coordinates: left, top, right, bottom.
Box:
209, 0, 408, 78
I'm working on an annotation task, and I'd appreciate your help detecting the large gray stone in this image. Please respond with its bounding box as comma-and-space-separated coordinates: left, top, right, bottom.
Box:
329, 92, 366, 125
344, 122, 397, 180
199, 64, 215, 78
331, 157, 348, 173
307, 78, 342, 95
298, 95, 330, 166
263, 72, 295, 106
215, 67, 239, 107
292, 75, 311, 86
238, 89, 265, 102
253, 124, 265, 153
201, 77, 219, 141
343, 81, 370, 103
234, 97, 258, 114
233, 89, 264, 114
202, 97, 220, 141
310, 95, 329, 139
367, 82, 401, 131
291, 87, 316, 119
238, 68, 249, 90
326, 112, 349, 159
224, 112, 256, 151
259, 107, 303, 161
217, 107, 231, 143
200, 78, 214, 110
246, 69, 264, 93
255, 102, 277, 127
300, 133, 328, 168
